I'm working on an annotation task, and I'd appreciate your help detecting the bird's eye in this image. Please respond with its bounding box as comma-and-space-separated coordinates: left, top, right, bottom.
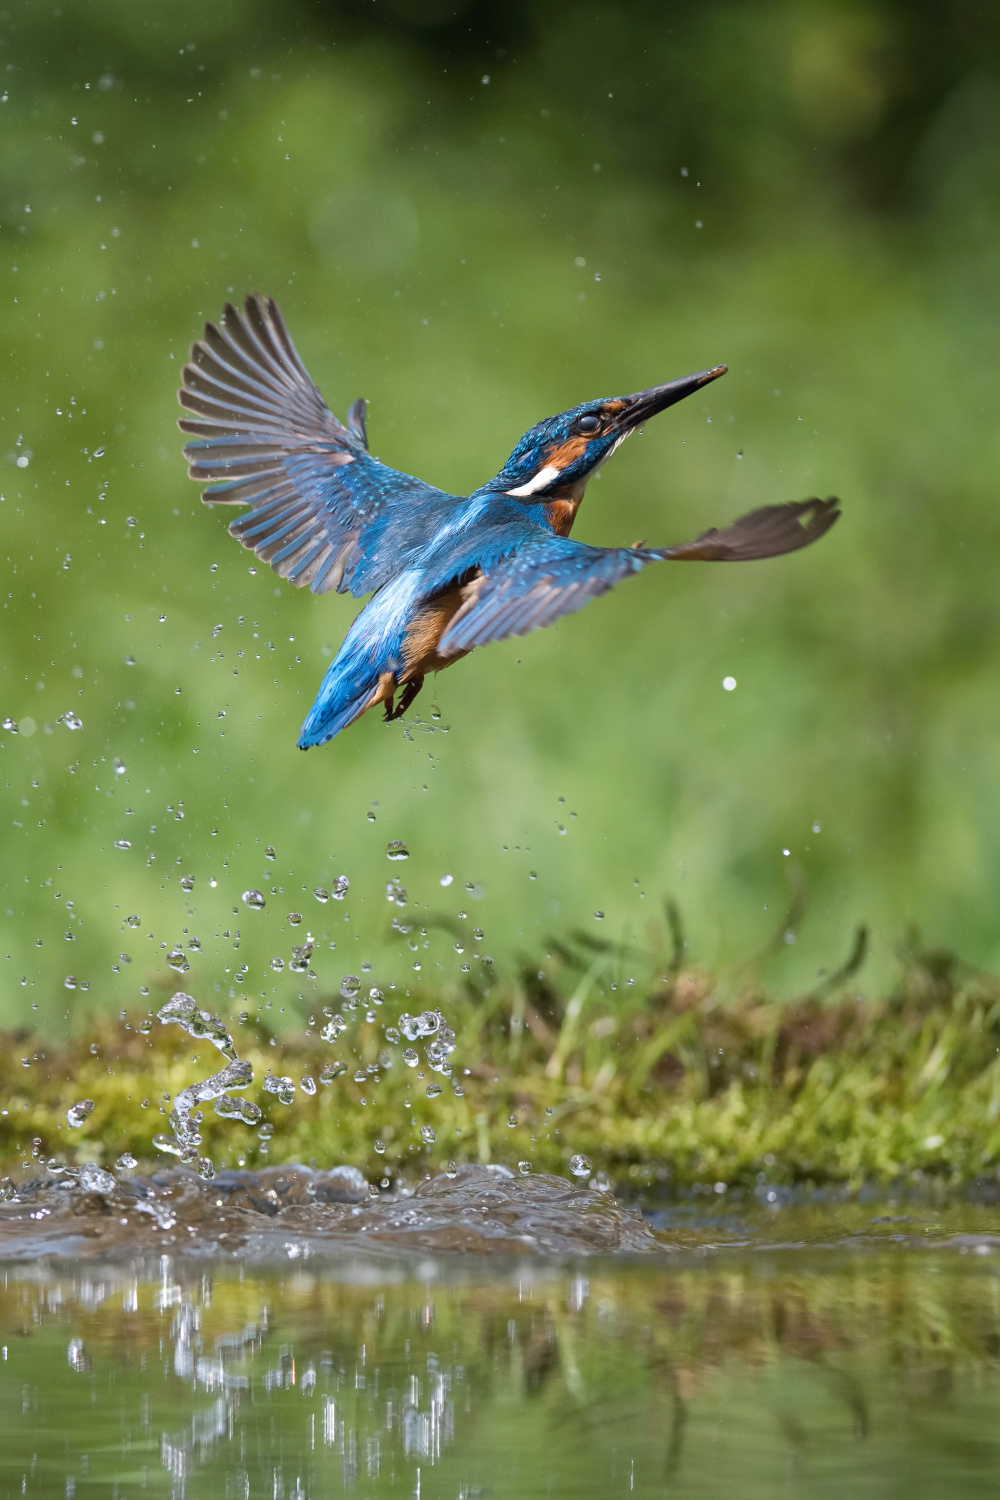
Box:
577, 415, 600, 435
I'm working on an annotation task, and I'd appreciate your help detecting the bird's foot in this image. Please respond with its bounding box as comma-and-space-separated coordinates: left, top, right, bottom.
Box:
386, 675, 424, 721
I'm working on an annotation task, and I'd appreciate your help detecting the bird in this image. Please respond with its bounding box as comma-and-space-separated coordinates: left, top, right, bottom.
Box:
178, 295, 839, 748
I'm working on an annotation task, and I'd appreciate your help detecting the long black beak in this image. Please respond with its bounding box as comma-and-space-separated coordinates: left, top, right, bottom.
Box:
618, 365, 727, 430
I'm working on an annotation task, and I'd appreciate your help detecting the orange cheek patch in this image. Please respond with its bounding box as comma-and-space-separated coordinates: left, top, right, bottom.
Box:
544, 436, 590, 469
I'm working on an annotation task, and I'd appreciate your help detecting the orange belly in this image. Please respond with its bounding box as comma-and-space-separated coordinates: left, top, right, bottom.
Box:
400, 578, 479, 680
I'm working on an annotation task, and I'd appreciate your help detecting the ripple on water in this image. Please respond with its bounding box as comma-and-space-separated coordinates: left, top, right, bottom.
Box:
0, 1165, 662, 1261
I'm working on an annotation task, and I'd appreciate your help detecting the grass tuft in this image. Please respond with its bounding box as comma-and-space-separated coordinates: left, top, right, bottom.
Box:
5, 921, 1000, 1192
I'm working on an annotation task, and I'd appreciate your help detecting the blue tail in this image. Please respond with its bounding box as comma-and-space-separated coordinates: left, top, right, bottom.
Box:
298, 664, 384, 747
298, 581, 419, 748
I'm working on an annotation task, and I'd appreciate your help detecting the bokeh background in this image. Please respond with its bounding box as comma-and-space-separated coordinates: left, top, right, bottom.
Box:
2, 0, 1000, 1027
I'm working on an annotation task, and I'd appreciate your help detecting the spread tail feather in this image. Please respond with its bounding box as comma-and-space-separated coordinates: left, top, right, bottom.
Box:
298, 659, 394, 748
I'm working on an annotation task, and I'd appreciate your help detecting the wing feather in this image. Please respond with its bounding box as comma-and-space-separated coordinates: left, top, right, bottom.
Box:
178, 294, 457, 596
439, 499, 839, 655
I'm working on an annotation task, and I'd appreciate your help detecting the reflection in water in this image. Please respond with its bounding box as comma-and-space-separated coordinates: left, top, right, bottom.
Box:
5, 1241, 1000, 1499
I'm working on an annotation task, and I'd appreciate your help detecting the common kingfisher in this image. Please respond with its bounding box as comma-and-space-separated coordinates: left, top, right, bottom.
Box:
178, 296, 839, 747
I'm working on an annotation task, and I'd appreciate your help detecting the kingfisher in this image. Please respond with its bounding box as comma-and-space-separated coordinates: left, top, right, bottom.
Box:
178, 295, 839, 747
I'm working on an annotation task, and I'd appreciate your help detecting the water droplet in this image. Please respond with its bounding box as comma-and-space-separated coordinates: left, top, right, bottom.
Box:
299, 1075, 317, 1096
508, 1114, 518, 1128
270, 956, 285, 972
313, 887, 329, 903
386, 840, 408, 861
166, 947, 189, 974
113, 839, 132, 851
403, 1048, 419, 1067
593, 1171, 612, 1192
265, 845, 276, 860
242, 889, 266, 909
67, 1099, 94, 1128
366, 810, 376, 822
157, 991, 238, 1060
594, 910, 604, 921
287, 912, 302, 927
78, 1162, 116, 1193
569, 1153, 592, 1177
214, 1094, 261, 1124
331, 875, 349, 900
63, 975, 77, 990
440, 873, 453, 886
61, 711, 83, 730
137, 1019, 152, 1035
115, 1152, 137, 1170
1, 717, 17, 733
425, 1082, 442, 1098
340, 974, 360, 1000
722, 676, 737, 691
386, 879, 406, 906
319, 1061, 347, 1084
126, 914, 140, 928
420, 1125, 436, 1144
374, 1139, 386, 1154
321, 1013, 347, 1042
518, 1161, 532, 1175
262, 1071, 295, 1105
287, 935, 313, 973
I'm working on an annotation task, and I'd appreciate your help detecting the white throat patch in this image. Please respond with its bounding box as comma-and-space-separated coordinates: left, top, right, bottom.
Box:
506, 463, 561, 498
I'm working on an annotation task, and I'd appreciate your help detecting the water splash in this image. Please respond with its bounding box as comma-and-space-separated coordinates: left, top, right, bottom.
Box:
157, 992, 238, 1061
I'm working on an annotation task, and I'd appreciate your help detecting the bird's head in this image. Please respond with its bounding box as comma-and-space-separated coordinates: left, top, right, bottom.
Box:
493, 364, 728, 501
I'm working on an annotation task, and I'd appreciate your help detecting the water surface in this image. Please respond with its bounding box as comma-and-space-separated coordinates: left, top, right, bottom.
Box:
4, 1169, 1000, 1497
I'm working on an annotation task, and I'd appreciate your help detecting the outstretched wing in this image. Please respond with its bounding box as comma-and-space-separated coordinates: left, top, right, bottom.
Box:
439, 498, 839, 655
178, 295, 457, 596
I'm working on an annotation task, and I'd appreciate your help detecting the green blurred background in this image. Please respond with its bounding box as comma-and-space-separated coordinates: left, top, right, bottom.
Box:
2, 0, 1000, 1027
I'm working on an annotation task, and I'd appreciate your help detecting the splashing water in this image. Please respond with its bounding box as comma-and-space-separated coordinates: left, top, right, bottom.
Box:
153, 992, 258, 1168
263, 1071, 295, 1106
157, 991, 238, 1061
66, 1099, 94, 1128
168, 1059, 254, 1150
215, 1093, 262, 1125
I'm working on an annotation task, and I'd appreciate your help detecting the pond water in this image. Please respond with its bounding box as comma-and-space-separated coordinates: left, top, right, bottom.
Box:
4, 1170, 1000, 1498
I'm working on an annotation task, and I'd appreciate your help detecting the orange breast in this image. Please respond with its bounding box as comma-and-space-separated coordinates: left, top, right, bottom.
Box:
401, 577, 481, 678
543, 497, 581, 536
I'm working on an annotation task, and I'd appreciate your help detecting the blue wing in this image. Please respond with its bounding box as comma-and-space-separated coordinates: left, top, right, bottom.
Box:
438, 499, 839, 654
177, 295, 460, 596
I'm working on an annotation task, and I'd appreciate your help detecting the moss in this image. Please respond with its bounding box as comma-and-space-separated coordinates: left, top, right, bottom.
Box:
5, 926, 1000, 1191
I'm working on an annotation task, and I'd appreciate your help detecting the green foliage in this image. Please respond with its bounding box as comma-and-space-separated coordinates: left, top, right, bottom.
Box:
2, 0, 1000, 1022
8, 928, 1000, 1190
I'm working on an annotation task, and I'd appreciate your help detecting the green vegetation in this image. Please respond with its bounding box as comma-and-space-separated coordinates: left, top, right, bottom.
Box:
7, 919, 1000, 1190
2, 1, 1000, 1025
